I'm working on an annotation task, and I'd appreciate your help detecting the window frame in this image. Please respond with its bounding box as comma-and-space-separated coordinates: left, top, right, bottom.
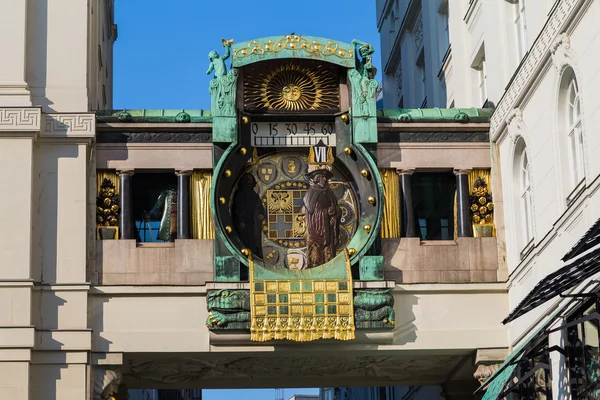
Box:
514, 0, 528, 60
514, 138, 535, 258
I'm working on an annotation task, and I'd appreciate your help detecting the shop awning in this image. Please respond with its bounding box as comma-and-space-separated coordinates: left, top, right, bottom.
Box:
475, 304, 568, 398
502, 243, 600, 324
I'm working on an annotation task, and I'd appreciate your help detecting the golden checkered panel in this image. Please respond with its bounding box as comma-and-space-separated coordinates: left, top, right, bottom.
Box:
250, 279, 355, 342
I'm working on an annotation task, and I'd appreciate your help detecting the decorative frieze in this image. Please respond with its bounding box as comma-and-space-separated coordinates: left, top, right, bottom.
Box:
378, 131, 489, 143
0, 108, 41, 131
43, 113, 95, 138
96, 132, 212, 143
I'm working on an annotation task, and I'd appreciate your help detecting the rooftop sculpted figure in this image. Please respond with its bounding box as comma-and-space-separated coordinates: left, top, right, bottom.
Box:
352, 39, 377, 80
206, 38, 233, 78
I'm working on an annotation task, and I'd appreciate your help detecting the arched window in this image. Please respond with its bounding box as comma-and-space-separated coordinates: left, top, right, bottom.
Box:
514, 138, 534, 252
563, 70, 585, 185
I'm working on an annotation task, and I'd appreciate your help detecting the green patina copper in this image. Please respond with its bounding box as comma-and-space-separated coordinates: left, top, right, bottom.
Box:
348, 40, 379, 143
354, 289, 395, 328
377, 107, 492, 123
205, 289, 250, 330
232, 35, 355, 68
95, 109, 212, 123
207, 41, 238, 143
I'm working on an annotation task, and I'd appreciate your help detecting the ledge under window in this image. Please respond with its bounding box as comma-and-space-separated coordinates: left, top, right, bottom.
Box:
566, 178, 586, 206
520, 238, 535, 260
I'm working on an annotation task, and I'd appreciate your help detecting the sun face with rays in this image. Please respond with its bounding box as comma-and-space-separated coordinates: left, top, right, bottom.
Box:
244, 61, 339, 112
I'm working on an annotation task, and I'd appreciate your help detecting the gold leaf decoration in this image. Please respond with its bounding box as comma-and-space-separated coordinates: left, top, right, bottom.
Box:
244, 60, 339, 111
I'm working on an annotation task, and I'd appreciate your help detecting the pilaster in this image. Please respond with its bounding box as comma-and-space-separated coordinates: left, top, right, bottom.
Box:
0, 107, 40, 399
0, 1, 31, 106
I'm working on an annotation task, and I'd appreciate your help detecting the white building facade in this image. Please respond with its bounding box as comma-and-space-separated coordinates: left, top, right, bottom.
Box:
378, 0, 600, 397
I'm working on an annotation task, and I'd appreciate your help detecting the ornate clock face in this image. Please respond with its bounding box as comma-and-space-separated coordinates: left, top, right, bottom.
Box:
230, 152, 359, 270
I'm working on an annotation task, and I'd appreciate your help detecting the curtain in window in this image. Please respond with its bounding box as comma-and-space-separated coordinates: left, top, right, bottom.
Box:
379, 169, 401, 238
191, 170, 214, 240
468, 169, 495, 237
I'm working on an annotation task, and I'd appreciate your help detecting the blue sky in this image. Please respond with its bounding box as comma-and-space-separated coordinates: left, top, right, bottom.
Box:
203, 388, 320, 400
113, 0, 381, 110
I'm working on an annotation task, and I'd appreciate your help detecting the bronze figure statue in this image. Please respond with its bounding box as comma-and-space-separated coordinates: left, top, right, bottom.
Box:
303, 169, 342, 267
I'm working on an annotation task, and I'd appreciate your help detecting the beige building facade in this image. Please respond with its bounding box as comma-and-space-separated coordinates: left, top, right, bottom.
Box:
0, 2, 513, 400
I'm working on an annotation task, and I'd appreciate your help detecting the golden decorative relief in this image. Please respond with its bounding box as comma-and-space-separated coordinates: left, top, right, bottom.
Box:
249, 251, 355, 342
234, 35, 354, 60
244, 61, 339, 111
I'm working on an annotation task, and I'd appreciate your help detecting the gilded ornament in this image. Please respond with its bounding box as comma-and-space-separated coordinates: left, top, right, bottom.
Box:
241, 116, 249, 124
478, 196, 487, 205
360, 169, 369, 178
479, 206, 488, 215
103, 198, 112, 207
224, 169, 232, 178
487, 202, 494, 210
97, 207, 104, 214
240, 147, 247, 155
367, 196, 376, 205
244, 61, 339, 111
471, 203, 479, 212
234, 35, 354, 61
111, 204, 119, 213
363, 224, 372, 233
97, 216, 104, 224
472, 215, 481, 223
347, 248, 356, 256
225, 226, 232, 233
343, 147, 352, 155
241, 248, 250, 256
340, 113, 350, 124
219, 197, 226, 205
485, 214, 493, 223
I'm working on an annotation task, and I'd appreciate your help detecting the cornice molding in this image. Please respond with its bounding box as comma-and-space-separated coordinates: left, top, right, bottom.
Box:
0, 108, 41, 132
490, 0, 589, 139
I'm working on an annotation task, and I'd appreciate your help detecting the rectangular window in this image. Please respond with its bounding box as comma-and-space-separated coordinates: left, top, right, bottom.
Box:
411, 172, 456, 240
514, 0, 528, 60
132, 172, 178, 243
416, 50, 426, 107
471, 45, 487, 107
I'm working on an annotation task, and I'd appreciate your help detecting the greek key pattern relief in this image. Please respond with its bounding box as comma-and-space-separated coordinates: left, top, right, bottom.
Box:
0, 108, 41, 131
490, 0, 580, 136
44, 114, 95, 136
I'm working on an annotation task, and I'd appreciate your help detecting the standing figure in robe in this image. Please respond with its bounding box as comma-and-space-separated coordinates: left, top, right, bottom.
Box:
303, 169, 342, 268
232, 173, 265, 258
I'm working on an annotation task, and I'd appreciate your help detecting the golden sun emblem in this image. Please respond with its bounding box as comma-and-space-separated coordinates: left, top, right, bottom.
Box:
244, 61, 339, 111
282, 84, 302, 103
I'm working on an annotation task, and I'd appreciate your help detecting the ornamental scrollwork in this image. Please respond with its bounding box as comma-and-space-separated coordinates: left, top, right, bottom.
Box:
234, 35, 354, 60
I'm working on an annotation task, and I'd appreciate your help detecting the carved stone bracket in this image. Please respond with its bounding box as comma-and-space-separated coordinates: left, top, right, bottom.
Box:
93, 368, 123, 400
473, 363, 501, 385
550, 33, 572, 72
505, 108, 527, 143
